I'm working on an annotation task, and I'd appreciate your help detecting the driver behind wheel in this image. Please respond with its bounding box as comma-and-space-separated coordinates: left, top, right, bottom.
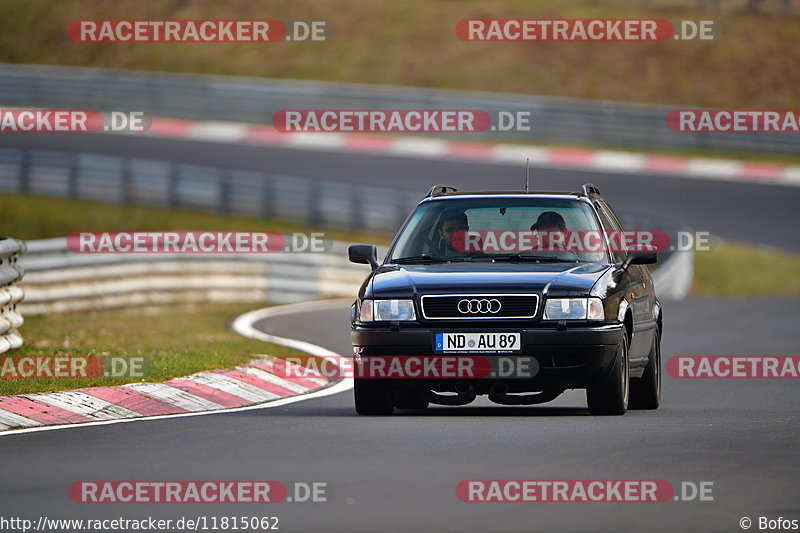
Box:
531, 211, 569, 253
436, 210, 469, 256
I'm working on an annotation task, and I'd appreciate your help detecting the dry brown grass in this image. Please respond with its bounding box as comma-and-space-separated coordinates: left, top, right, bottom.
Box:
0, 0, 797, 107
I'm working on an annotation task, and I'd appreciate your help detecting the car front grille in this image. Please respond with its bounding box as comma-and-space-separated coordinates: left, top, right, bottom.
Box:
421, 294, 539, 320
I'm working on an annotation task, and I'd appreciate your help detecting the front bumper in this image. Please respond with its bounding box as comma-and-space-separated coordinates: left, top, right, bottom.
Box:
351, 323, 623, 391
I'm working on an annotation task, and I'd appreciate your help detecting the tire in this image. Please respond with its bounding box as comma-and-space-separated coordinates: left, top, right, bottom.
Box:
629, 329, 661, 410
586, 333, 629, 416
354, 378, 394, 415
394, 389, 430, 410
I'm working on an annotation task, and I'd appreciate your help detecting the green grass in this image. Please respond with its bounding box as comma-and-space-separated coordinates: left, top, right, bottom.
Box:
690, 243, 800, 297
0, 303, 309, 395
0, 0, 797, 109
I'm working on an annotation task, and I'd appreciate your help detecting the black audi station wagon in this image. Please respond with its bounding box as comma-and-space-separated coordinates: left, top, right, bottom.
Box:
349, 184, 662, 416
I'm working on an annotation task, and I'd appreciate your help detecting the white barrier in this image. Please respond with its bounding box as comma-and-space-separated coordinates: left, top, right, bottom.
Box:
0, 238, 26, 354
18, 238, 373, 315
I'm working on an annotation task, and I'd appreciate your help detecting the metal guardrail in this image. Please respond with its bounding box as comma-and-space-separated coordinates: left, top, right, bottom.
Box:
18, 232, 691, 317
0, 147, 421, 233
0, 238, 25, 355
18, 238, 374, 314
0, 63, 797, 155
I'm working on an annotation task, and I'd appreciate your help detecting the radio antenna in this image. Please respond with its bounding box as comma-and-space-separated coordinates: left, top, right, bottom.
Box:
525, 158, 530, 192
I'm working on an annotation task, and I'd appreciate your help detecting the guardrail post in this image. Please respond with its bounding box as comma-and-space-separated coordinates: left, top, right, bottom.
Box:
120, 158, 131, 205
261, 173, 273, 218
394, 196, 407, 231
350, 185, 364, 230
218, 169, 230, 215
167, 163, 178, 208
18, 149, 30, 194
309, 180, 322, 227
67, 152, 78, 198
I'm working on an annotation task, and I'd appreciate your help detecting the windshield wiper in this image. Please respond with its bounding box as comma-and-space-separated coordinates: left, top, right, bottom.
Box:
479, 254, 583, 263
391, 254, 470, 264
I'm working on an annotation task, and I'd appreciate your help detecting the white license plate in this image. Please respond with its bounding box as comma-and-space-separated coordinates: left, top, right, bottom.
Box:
435, 332, 521, 353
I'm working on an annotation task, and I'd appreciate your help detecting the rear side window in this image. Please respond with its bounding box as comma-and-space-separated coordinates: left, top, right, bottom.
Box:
594, 201, 626, 263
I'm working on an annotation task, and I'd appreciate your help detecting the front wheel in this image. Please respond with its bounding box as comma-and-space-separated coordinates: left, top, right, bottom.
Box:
586, 333, 629, 416
629, 329, 661, 410
354, 378, 394, 415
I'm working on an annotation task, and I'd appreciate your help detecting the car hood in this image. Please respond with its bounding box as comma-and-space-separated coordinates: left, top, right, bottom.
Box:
367, 262, 611, 298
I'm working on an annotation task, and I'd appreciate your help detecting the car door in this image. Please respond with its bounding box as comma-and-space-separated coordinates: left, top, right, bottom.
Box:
595, 200, 656, 366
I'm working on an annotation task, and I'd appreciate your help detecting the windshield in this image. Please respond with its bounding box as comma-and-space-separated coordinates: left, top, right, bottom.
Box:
388, 197, 609, 263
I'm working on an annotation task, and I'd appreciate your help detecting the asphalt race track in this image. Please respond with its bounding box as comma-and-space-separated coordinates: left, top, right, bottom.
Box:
0, 297, 798, 532
1, 133, 798, 532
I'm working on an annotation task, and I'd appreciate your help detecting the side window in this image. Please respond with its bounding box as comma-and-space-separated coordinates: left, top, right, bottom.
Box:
601, 201, 626, 231
594, 202, 626, 263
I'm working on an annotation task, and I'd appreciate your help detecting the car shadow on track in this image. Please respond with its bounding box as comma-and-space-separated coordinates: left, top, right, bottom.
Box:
241, 405, 592, 417
394, 406, 590, 417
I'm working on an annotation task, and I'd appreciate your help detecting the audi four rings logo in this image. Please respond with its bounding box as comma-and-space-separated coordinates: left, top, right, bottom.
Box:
458, 298, 502, 314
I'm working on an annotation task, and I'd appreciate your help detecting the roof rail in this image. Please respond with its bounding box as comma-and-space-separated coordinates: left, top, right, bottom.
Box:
425, 184, 459, 198
580, 183, 602, 197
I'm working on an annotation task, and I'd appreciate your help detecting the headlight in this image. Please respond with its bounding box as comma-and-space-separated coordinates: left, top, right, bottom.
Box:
359, 299, 416, 322
543, 298, 604, 320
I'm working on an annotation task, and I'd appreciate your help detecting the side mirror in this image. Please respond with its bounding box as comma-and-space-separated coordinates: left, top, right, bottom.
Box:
621, 250, 657, 269
349, 244, 379, 269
